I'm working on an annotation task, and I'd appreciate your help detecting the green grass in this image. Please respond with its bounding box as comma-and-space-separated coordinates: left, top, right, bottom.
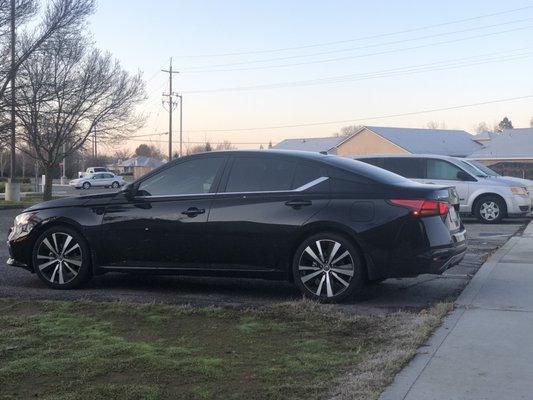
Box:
0, 299, 451, 400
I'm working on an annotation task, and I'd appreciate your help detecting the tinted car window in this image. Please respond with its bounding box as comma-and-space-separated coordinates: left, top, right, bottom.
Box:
292, 161, 327, 189
324, 156, 415, 186
360, 157, 383, 168
225, 157, 295, 192
426, 159, 463, 180
383, 158, 425, 178
138, 157, 224, 196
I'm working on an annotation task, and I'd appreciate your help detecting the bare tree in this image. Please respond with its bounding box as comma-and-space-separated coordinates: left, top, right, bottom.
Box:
426, 120, 447, 129
214, 140, 236, 151
114, 148, 131, 162
15, 36, 145, 200
0, 0, 95, 102
134, 144, 163, 160
474, 122, 491, 134
335, 125, 361, 137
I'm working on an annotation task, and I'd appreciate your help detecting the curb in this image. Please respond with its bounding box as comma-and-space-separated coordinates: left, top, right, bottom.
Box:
0, 205, 26, 211
379, 229, 524, 400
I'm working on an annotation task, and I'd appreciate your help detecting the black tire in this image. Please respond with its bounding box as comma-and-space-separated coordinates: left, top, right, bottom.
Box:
474, 195, 505, 224
111, 181, 120, 188
82, 182, 91, 190
292, 232, 365, 303
32, 225, 92, 289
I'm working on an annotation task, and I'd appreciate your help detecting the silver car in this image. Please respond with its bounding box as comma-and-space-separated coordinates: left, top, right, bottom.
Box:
69, 172, 125, 190
354, 154, 531, 224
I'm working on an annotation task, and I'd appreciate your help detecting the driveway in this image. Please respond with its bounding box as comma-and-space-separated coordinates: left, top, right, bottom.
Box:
1, 207, 527, 311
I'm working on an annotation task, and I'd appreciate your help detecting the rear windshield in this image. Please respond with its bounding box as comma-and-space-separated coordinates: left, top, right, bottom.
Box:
324, 156, 417, 185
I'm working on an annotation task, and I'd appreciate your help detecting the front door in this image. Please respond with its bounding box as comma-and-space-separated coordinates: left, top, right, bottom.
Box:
99, 156, 226, 269
419, 158, 472, 212
207, 156, 330, 271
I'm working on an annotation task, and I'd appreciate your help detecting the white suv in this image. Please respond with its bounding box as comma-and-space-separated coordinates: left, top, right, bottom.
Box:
354, 154, 530, 224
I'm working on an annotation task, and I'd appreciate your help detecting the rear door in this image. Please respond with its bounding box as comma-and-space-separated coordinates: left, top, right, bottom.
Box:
207, 155, 330, 271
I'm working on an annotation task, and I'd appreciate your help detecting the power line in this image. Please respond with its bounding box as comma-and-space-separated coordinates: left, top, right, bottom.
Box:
176, 94, 533, 133
181, 25, 533, 73
182, 17, 533, 70
174, 5, 533, 58
127, 138, 269, 145
182, 49, 533, 94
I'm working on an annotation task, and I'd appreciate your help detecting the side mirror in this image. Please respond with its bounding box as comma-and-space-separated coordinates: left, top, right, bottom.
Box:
122, 183, 137, 199
457, 171, 471, 181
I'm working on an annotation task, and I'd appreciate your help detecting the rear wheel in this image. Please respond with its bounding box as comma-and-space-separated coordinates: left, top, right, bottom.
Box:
292, 232, 365, 303
474, 195, 505, 224
32, 226, 92, 289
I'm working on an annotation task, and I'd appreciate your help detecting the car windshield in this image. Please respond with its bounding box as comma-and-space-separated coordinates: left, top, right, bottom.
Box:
458, 160, 488, 178
467, 160, 500, 177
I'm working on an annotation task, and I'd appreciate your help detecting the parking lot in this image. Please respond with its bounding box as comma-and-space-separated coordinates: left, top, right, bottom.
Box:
0, 207, 527, 312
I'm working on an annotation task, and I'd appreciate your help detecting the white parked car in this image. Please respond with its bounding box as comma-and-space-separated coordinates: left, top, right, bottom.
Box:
69, 172, 125, 190
461, 159, 533, 208
354, 154, 531, 224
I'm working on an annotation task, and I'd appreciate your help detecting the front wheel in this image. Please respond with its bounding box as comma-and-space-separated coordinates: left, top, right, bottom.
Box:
82, 182, 91, 190
111, 181, 120, 188
32, 226, 92, 289
474, 195, 505, 224
292, 232, 365, 303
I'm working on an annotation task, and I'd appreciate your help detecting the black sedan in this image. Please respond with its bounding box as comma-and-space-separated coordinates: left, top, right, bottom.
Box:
7, 150, 467, 302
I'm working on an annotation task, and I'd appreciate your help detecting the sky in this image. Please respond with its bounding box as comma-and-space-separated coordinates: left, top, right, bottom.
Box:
87, 0, 533, 154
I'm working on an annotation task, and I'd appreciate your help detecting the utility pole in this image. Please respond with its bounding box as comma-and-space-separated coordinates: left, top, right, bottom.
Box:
93, 126, 97, 159
177, 94, 183, 157
162, 58, 179, 160
6, 0, 20, 201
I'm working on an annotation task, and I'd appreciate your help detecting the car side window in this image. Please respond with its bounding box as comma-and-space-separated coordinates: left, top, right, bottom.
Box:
137, 157, 224, 196
225, 157, 295, 192
383, 158, 425, 178
426, 159, 463, 181
292, 161, 327, 190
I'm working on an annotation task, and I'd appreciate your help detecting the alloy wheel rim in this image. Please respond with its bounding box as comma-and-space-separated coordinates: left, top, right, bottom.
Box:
298, 239, 355, 298
37, 232, 83, 284
480, 201, 500, 221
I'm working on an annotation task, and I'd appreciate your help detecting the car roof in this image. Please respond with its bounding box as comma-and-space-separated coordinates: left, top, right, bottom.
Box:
350, 153, 463, 161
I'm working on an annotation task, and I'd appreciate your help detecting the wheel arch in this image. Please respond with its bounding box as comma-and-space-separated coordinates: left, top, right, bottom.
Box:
288, 221, 375, 282
472, 192, 508, 217
28, 217, 94, 272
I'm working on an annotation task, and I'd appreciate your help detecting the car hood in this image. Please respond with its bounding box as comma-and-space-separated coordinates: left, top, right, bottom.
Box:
486, 176, 533, 187
24, 192, 121, 212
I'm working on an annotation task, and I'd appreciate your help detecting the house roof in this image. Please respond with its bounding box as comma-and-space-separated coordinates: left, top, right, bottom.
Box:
360, 126, 482, 157
273, 136, 345, 152
473, 131, 497, 141
118, 156, 163, 168
469, 128, 533, 159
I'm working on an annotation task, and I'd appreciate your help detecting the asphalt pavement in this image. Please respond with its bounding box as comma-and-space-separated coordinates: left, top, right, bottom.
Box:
1, 207, 528, 311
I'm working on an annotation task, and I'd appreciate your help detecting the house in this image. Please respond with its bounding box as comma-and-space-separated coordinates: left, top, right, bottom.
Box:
469, 128, 533, 179
274, 125, 482, 157
472, 131, 498, 145
112, 156, 164, 180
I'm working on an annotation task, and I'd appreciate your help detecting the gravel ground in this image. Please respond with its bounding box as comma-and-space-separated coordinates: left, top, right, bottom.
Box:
1, 207, 527, 312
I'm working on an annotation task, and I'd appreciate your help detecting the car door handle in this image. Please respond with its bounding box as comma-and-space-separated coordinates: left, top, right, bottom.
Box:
181, 207, 205, 217
285, 199, 312, 209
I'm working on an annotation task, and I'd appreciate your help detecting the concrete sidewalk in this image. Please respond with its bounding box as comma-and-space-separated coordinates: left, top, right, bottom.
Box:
380, 221, 533, 400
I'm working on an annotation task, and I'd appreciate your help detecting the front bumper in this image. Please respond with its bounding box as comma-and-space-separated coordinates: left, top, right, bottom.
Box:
506, 194, 531, 215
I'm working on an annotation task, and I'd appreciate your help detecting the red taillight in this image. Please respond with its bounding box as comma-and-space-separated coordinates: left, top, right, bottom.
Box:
390, 199, 449, 217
